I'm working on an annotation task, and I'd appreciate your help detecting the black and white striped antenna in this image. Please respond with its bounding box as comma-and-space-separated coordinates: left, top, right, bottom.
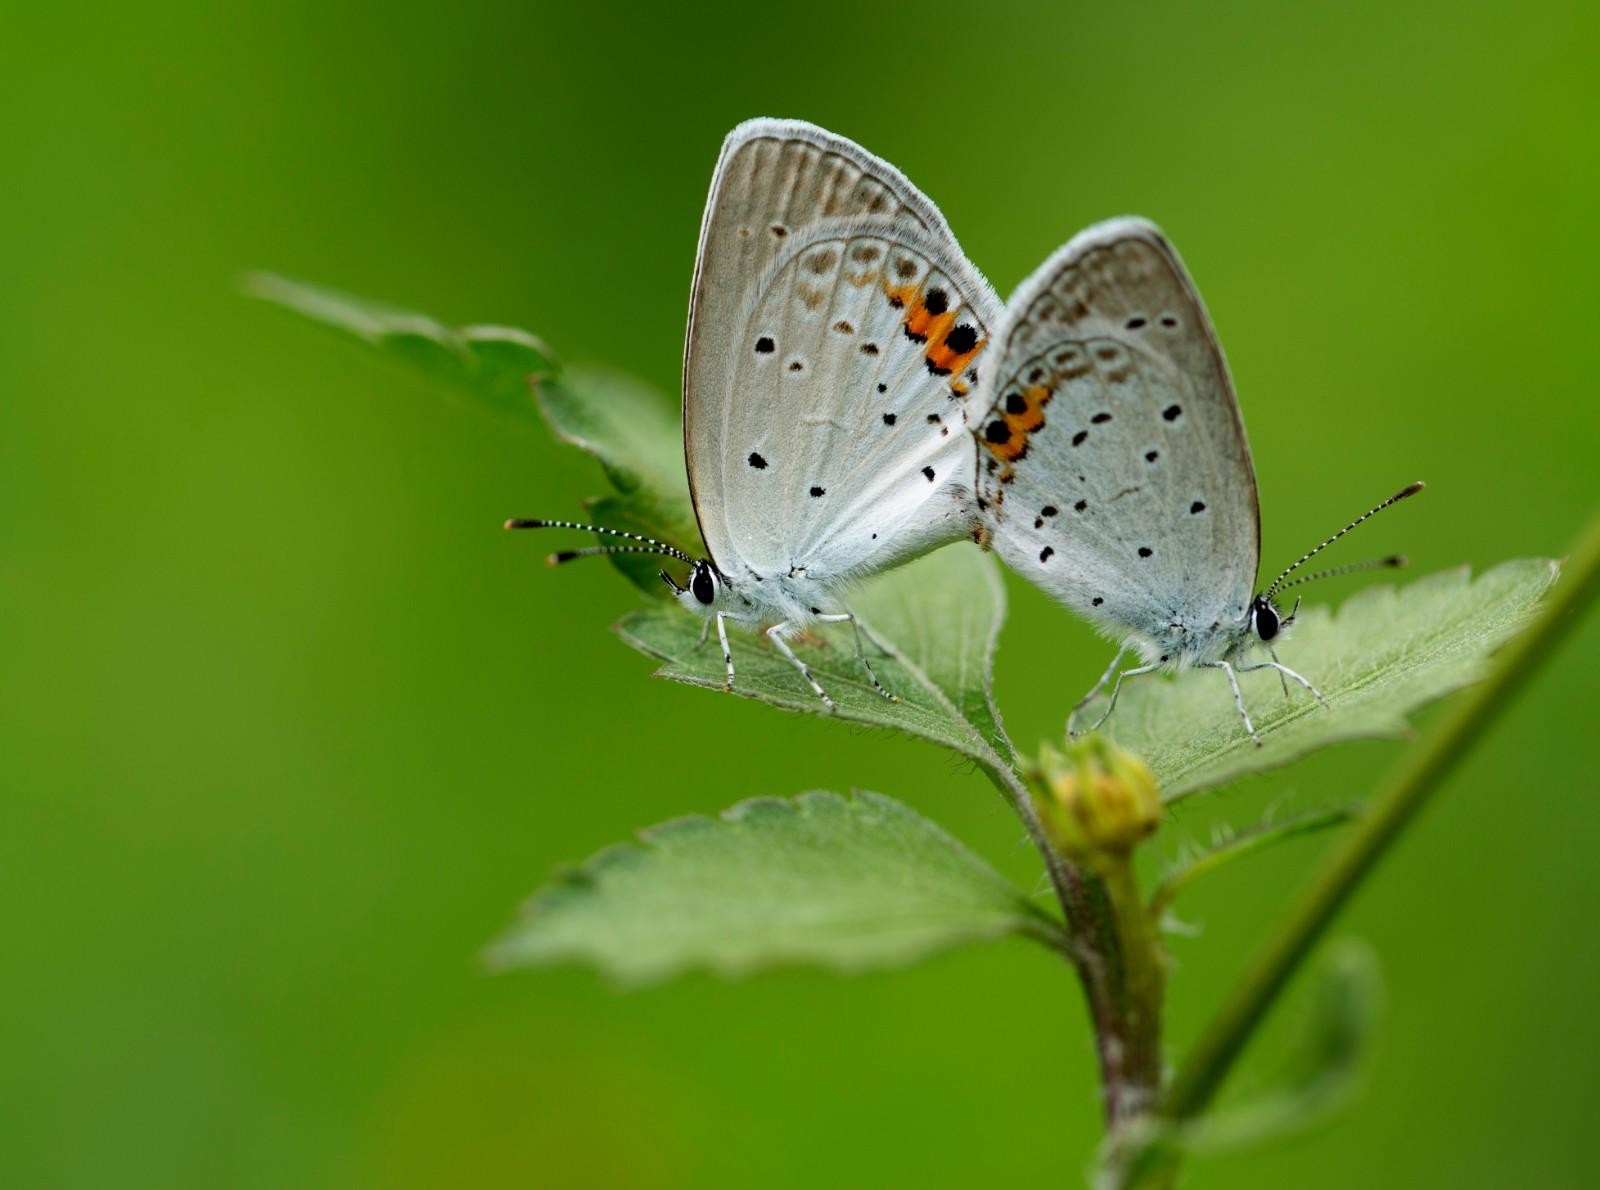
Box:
504, 518, 694, 567
1263, 482, 1423, 600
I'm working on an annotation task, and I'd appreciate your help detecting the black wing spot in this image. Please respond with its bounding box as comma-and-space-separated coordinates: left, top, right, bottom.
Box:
985, 420, 1011, 443
1146, 449, 1160, 462
1092, 597, 1104, 606
882, 413, 897, 426
833, 319, 854, 334
1072, 430, 1089, 446
787, 359, 805, 372
810, 486, 826, 498
748, 452, 767, 470
1138, 546, 1153, 558
877, 383, 888, 393
1074, 499, 1087, 512
922, 466, 936, 482
1190, 500, 1206, 514
1004, 392, 1026, 414
755, 336, 775, 354
1160, 315, 1179, 328
924, 288, 949, 315
1091, 412, 1112, 424
1163, 404, 1182, 420
926, 414, 941, 424
1041, 505, 1058, 517
861, 342, 880, 355
945, 324, 978, 353
770, 224, 788, 237
1039, 546, 1054, 562
1125, 316, 1147, 329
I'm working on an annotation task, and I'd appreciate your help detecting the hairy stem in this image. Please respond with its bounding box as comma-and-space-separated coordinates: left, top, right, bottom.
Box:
1162, 510, 1600, 1128
979, 764, 1136, 1128
1100, 856, 1166, 1124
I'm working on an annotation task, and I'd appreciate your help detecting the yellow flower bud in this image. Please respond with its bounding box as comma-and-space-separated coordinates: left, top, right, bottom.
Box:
1031, 736, 1162, 861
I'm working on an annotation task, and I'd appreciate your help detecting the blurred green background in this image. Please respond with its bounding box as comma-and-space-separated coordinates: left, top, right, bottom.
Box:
4, 2, 1596, 1186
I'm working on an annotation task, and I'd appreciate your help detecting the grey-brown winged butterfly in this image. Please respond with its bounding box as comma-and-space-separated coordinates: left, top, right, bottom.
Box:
969, 220, 1422, 744
511, 118, 1003, 708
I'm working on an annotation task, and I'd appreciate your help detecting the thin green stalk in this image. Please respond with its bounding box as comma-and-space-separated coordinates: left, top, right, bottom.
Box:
1100, 856, 1166, 1120
1163, 510, 1600, 1124
1147, 807, 1356, 920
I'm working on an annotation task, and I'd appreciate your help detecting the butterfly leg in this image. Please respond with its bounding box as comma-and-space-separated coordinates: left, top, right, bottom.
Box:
814, 612, 897, 703
1202, 659, 1261, 746
716, 612, 735, 692
694, 615, 713, 651
767, 621, 836, 712
843, 606, 895, 658
1072, 659, 1159, 737
1066, 648, 1129, 736
1267, 644, 1290, 700
1238, 654, 1326, 707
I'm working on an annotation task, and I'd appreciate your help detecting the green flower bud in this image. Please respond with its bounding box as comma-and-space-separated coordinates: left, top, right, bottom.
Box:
1030, 736, 1161, 862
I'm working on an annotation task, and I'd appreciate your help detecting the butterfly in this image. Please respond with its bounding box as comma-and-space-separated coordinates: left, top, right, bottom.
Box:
968, 220, 1422, 744
514, 120, 1421, 737
511, 118, 1003, 708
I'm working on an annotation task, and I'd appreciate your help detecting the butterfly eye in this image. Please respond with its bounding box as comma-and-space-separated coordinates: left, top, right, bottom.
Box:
1253, 599, 1280, 642
691, 563, 717, 606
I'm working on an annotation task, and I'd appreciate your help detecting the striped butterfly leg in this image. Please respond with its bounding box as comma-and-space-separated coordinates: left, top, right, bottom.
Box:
1066, 647, 1131, 737
1070, 654, 1160, 738
813, 612, 897, 703
767, 621, 837, 712
1200, 659, 1262, 747
716, 612, 735, 692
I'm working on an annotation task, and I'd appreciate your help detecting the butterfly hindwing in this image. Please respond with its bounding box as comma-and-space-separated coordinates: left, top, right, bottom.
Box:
974, 218, 1260, 653
686, 120, 1000, 591
721, 224, 995, 584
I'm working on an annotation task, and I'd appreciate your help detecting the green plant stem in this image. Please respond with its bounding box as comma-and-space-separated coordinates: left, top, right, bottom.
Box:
980, 763, 1142, 1128
1162, 509, 1600, 1125
1100, 856, 1166, 1122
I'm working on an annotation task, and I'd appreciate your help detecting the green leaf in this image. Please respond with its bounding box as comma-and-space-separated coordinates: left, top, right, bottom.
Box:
1150, 806, 1356, 919
535, 366, 703, 594
616, 544, 1018, 770
1100, 560, 1560, 801
488, 790, 1063, 983
1118, 941, 1380, 1186
1177, 939, 1381, 1151
244, 272, 556, 421
246, 274, 698, 593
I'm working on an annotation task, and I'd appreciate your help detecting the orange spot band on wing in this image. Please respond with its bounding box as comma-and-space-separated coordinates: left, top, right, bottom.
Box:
982, 384, 1053, 462
926, 327, 984, 377
1004, 384, 1051, 433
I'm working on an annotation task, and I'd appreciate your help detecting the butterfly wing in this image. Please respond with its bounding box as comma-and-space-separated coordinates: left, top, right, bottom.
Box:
974, 218, 1260, 653
685, 120, 1001, 591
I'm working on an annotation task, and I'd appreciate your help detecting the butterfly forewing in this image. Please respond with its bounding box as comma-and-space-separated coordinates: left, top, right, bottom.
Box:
686, 120, 1000, 589
975, 219, 1260, 651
